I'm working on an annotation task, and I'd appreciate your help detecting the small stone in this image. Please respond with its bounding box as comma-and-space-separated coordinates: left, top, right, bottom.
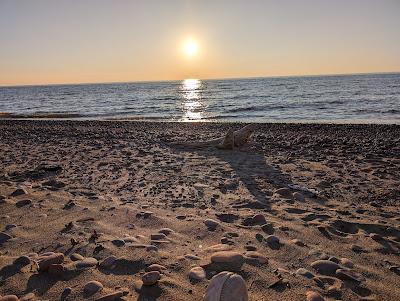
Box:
142, 271, 160, 285
76, 257, 98, 269
204, 219, 220, 230
146, 264, 166, 272
14, 255, 31, 266
70, 253, 84, 261
111, 239, 125, 247
5, 224, 17, 230
84, 280, 104, 295
15, 199, 32, 207
306, 291, 325, 301
293, 192, 305, 202
38, 253, 64, 271
100, 256, 117, 268
158, 228, 174, 235
204, 271, 248, 301
10, 188, 27, 197
261, 223, 274, 234
211, 251, 244, 271
95, 291, 124, 301
189, 266, 206, 280
255, 233, 264, 242
150, 233, 167, 240
335, 269, 365, 282
0, 295, 19, 301
244, 251, 268, 265
311, 260, 340, 276
274, 188, 292, 198
291, 239, 305, 246
351, 244, 365, 252
0, 232, 12, 244
296, 268, 315, 279
265, 235, 280, 247
340, 258, 354, 268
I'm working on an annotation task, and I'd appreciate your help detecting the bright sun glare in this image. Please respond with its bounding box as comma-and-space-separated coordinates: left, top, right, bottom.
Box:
183, 38, 198, 56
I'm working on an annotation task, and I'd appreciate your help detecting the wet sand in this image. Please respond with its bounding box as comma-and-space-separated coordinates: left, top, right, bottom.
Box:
0, 120, 399, 301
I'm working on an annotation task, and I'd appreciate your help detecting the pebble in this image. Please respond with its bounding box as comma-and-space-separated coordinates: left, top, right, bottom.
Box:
84, 280, 104, 295
311, 260, 340, 276
76, 257, 98, 269
5, 224, 17, 230
293, 192, 305, 201
204, 219, 220, 230
0, 232, 12, 244
296, 268, 315, 279
111, 239, 125, 247
146, 264, 167, 272
211, 251, 244, 271
14, 255, 31, 266
340, 258, 354, 268
158, 228, 174, 235
204, 271, 248, 301
265, 235, 280, 247
100, 256, 117, 268
142, 271, 161, 285
335, 268, 365, 282
306, 291, 325, 301
10, 188, 27, 197
38, 253, 65, 271
255, 233, 264, 242
261, 223, 274, 234
188, 266, 206, 280
184, 254, 201, 260
95, 291, 124, 301
274, 188, 292, 198
244, 251, 268, 265
15, 199, 32, 207
150, 233, 167, 240
242, 214, 266, 226
0, 295, 19, 301
291, 239, 305, 246
70, 253, 84, 261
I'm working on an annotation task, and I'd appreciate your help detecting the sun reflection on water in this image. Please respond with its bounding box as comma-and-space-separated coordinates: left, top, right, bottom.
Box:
180, 79, 205, 121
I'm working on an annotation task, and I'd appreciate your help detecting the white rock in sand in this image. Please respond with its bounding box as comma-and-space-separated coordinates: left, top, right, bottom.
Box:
189, 266, 206, 280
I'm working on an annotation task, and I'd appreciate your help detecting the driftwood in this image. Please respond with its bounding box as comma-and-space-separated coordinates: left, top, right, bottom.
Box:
173, 124, 256, 149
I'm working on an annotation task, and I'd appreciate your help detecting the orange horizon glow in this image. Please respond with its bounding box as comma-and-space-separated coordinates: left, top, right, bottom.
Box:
1, 1, 399, 86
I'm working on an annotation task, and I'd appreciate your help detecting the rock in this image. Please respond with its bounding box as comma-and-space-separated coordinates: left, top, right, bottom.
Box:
211, 251, 244, 271
5, 224, 17, 230
340, 258, 354, 268
188, 266, 206, 280
204, 271, 248, 301
204, 219, 220, 230
150, 233, 167, 240
274, 188, 292, 198
158, 228, 174, 235
296, 268, 315, 279
70, 253, 84, 261
243, 251, 268, 265
265, 235, 280, 248
242, 214, 266, 226
335, 269, 365, 282
14, 255, 31, 266
351, 244, 365, 252
10, 188, 27, 197
293, 192, 305, 202
311, 260, 340, 276
76, 257, 98, 269
15, 199, 32, 207
261, 223, 274, 234
111, 239, 125, 247
306, 291, 325, 301
84, 280, 104, 295
95, 291, 124, 301
142, 271, 160, 285
291, 239, 305, 246
100, 256, 117, 268
37, 253, 64, 271
255, 233, 264, 242
0, 232, 12, 244
146, 264, 166, 272
0, 295, 19, 301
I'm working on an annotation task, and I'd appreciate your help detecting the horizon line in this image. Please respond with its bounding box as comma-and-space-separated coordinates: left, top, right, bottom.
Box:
1, 70, 399, 88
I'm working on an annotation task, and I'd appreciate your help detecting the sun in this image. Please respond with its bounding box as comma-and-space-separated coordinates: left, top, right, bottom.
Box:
183, 38, 198, 56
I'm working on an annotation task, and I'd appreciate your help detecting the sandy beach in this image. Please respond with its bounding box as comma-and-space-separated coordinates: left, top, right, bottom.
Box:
0, 120, 399, 301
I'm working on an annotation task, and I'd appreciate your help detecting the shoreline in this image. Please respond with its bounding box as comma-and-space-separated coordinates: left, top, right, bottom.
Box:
0, 120, 399, 300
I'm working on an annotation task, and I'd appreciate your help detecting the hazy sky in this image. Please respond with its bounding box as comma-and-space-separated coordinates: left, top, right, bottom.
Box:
1, 0, 399, 85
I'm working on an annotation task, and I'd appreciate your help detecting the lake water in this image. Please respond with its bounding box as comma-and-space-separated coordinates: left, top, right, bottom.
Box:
1, 73, 399, 123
